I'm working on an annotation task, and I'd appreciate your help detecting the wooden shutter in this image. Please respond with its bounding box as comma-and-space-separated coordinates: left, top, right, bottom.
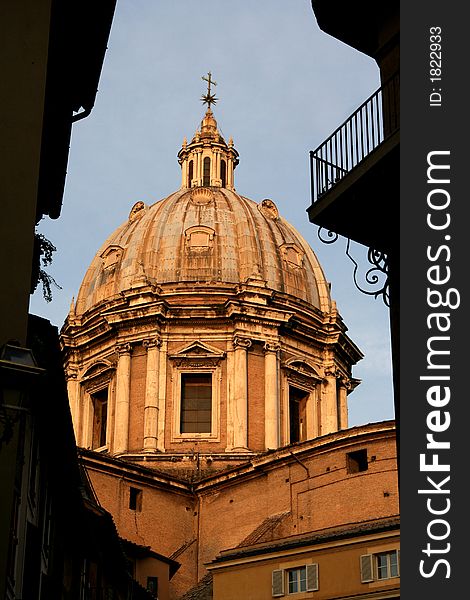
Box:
306, 563, 319, 591
272, 569, 284, 597
360, 554, 374, 583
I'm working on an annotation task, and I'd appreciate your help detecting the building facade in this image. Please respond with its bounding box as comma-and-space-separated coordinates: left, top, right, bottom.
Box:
61, 100, 399, 599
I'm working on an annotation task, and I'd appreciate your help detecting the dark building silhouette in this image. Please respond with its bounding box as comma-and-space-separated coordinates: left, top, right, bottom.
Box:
1, 2, 179, 597
307, 0, 400, 448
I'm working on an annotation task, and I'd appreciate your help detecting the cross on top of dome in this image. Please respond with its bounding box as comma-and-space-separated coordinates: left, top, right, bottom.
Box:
201, 71, 218, 108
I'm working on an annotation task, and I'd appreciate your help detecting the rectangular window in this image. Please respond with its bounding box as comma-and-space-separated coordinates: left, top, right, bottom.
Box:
180, 373, 212, 433
361, 551, 400, 583
289, 386, 308, 443
288, 567, 307, 594
377, 550, 399, 579
91, 388, 108, 449
129, 487, 143, 512
203, 157, 211, 186
147, 576, 158, 597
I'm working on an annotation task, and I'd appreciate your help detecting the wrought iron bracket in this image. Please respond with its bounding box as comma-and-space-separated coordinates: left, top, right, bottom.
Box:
317, 228, 390, 306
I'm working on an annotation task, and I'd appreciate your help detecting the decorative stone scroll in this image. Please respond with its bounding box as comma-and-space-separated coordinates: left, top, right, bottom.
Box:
115, 342, 132, 357
233, 336, 252, 350
143, 337, 162, 350
263, 341, 281, 354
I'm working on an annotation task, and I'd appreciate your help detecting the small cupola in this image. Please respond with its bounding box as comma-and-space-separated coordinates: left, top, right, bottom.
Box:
177, 72, 239, 190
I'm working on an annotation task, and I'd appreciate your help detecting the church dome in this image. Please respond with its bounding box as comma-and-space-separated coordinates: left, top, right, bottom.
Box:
75, 188, 331, 316
63, 83, 362, 466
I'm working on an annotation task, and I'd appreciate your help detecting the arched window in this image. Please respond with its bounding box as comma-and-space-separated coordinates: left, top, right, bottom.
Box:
220, 159, 226, 188
203, 157, 211, 187
188, 160, 193, 187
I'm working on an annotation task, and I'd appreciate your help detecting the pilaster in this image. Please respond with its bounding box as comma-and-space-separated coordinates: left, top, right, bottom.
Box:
232, 336, 251, 450
264, 342, 280, 450
143, 337, 161, 452
113, 343, 132, 454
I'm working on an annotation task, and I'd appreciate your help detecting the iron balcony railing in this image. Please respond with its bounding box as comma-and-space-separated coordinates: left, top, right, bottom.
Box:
309, 72, 399, 203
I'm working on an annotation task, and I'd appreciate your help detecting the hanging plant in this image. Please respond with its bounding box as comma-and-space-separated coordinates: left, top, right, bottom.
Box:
31, 232, 62, 302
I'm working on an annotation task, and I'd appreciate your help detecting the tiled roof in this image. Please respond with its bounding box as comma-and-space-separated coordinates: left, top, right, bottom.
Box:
237, 511, 290, 547
178, 573, 213, 600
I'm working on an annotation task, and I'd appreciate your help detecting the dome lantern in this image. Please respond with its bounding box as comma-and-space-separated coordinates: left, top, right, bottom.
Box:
177, 72, 239, 190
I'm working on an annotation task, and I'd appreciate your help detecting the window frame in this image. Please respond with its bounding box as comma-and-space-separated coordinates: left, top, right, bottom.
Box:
90, 387, 108, 450
172, 366, 221, 442
203, 156, 211, 186
376, 550, 400, 580
287, 566, 307, 594
360, 550, 400, 583
272, 563, 319, 597
180, 372, 213, 434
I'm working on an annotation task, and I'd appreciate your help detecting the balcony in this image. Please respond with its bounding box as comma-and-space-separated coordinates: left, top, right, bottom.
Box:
307, 73, 399, 253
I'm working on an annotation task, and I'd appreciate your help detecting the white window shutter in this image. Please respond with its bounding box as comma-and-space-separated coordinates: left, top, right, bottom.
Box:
360, 554, 374, 583
272, 569, 284, 597
306, 563, 319, 591
397, 549, 401, 576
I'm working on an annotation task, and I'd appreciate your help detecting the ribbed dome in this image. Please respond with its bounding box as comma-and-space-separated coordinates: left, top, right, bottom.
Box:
75, 188, 331, 316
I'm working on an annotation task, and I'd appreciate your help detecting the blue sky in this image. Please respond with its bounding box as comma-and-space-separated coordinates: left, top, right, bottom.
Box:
29, 0, 394, 427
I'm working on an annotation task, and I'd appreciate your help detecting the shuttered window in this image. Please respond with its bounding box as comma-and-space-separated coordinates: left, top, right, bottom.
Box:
360, 554, 374, 583
272, 569, 284, 597
361, 551, 400, 582
306, 563, 319, 592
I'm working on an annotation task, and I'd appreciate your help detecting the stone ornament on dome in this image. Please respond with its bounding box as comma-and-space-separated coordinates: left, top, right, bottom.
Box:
280, 243, 304, 269
128, 200, 147, 222
100, 245, 124, 271
258, 199, 279, 220
190, 187, 214, 205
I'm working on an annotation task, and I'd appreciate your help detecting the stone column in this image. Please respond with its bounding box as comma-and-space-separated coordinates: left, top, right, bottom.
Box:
227, 157, 233, 189
216, 150, 221, 181
143, 338, 161, 452
181, 157, 188, 188
114, 343, 131, 454
196, 149, 202, 186
338, 378, 349, 430
65, 366, 81, 444
157, 339, 168, 452
225, 349, 234, 451
232, 336, 251, 450
321, 368, 338, 435
264, 342, 280, 450
211, 149, 218, 183
305, 386, 318, 440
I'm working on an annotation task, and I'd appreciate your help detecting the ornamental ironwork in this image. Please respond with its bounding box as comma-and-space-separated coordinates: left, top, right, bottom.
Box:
317, 227, 389, 306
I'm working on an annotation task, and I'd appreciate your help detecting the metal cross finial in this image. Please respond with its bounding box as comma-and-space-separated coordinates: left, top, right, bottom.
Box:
201, 71, 218, 108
